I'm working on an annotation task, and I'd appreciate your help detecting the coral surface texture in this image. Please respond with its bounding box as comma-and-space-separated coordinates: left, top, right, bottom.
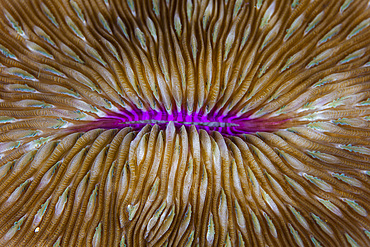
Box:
0, 0, 369, 246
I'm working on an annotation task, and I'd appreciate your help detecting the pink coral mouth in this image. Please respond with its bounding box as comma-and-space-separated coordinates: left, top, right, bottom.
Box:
91, 109, 291, 134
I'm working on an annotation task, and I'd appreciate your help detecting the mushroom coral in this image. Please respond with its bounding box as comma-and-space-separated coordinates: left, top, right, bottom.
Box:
0, 0, 369, 246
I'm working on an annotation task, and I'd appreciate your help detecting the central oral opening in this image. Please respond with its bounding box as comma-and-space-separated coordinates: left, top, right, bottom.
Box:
85, 109, 290, 135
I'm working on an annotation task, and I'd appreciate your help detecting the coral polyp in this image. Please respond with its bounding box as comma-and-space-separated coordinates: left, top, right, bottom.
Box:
0, 0, 369, 246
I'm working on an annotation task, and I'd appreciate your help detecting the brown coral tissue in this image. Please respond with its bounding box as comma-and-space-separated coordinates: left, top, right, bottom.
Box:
0, 0, 370, 246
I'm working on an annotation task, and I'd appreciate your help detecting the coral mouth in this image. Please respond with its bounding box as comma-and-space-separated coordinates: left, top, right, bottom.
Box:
90, 110, 290, 134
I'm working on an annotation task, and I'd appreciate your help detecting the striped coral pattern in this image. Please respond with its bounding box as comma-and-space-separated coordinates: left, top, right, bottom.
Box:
0, 0, 369, 246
